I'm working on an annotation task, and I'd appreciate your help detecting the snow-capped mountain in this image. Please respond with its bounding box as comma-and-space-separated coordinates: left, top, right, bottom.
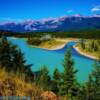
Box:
0, 15, 100, 32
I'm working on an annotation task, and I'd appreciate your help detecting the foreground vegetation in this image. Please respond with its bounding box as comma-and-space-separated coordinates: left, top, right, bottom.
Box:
0, 68, 43, 99
0, 36, 59, 99
0, 35, 100, 100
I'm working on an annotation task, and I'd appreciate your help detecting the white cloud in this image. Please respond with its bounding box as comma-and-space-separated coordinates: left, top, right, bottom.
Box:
67, 9, 73, 13
91, 6, 100, 12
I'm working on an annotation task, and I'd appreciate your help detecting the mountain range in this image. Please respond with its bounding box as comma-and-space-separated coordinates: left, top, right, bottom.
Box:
0, 14, 100, 32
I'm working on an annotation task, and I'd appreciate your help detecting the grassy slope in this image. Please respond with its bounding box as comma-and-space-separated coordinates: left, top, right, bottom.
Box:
39, 39, 66, 49
0, 68, 60, 100
0, 68, 43, 99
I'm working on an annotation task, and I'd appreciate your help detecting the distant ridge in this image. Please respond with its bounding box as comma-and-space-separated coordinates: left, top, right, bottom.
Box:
0, 15, 100, 32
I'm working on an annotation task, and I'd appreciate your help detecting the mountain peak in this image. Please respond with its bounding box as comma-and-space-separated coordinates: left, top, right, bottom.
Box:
73, 14, 83, 17
93, 14, 100, 17
0, 15, 100, 32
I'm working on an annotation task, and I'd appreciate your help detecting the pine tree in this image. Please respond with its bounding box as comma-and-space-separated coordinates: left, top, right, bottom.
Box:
89, 60, 100, 100
80, 39, 85, 49
91, 40, 95, 50
76, 85, 86, 100
37, 66, 51, 90
0, 36, 34, 82
94, 43, 98, 51
59, 48, 78, 99
85, 75, 96, 100
83, 60, 100, 100
0, 36, 13, 71
52, 68, 61, 95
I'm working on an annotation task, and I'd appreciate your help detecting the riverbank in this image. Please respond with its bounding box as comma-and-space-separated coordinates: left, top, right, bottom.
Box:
73, 45, 98, 60
30, 38, 77, 50
11, 37, 98, 60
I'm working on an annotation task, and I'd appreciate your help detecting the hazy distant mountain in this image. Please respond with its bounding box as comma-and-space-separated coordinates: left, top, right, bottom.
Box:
0, 15, 100, 32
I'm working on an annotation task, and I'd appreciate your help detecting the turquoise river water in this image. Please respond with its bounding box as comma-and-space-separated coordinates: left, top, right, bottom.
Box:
8, 38, 95, 83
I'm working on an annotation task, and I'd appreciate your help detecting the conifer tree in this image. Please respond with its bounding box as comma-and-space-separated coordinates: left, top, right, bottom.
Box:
0, 35, 34, 82
80, 59, 100, 100
37, 66, 51, 90
86, 60, 100, 100
59, 48, 78, 99
76, 85, 87, 100
52, 68, 61, 95
0, 36, 13, 71
80, 39, 85, 49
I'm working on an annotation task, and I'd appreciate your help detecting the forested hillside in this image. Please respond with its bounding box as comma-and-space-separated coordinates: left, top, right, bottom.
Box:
1, 29, 100, 39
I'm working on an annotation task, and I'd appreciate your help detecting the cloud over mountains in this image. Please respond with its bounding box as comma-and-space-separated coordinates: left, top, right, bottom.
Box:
91, 5, 100, 12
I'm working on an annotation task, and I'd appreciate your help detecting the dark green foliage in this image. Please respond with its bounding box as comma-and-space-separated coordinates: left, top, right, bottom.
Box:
0, 36, 34, 82
1, 29, 100, 39
85, 76, 96, 100
0, 36, 13, 70
76, 85, 87, 100
59, 48, 78, 98
91, 41, 95, 49
36, 66, 51, 90
94, 43, 99, 51
52, 68, 61, 95
88, 60, 100, 100
77, 60, 100, 100
27, 38, 41, 46
80, 39, 85, 49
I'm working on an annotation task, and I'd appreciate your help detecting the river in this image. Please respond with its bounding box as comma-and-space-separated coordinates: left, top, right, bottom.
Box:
8, 38, 94, 83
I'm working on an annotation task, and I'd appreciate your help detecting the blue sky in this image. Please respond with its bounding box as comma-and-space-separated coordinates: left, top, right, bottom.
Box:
0, 0, 100, 21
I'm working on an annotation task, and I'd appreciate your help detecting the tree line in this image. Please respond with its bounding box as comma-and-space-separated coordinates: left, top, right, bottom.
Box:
1, 29, 100, 39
